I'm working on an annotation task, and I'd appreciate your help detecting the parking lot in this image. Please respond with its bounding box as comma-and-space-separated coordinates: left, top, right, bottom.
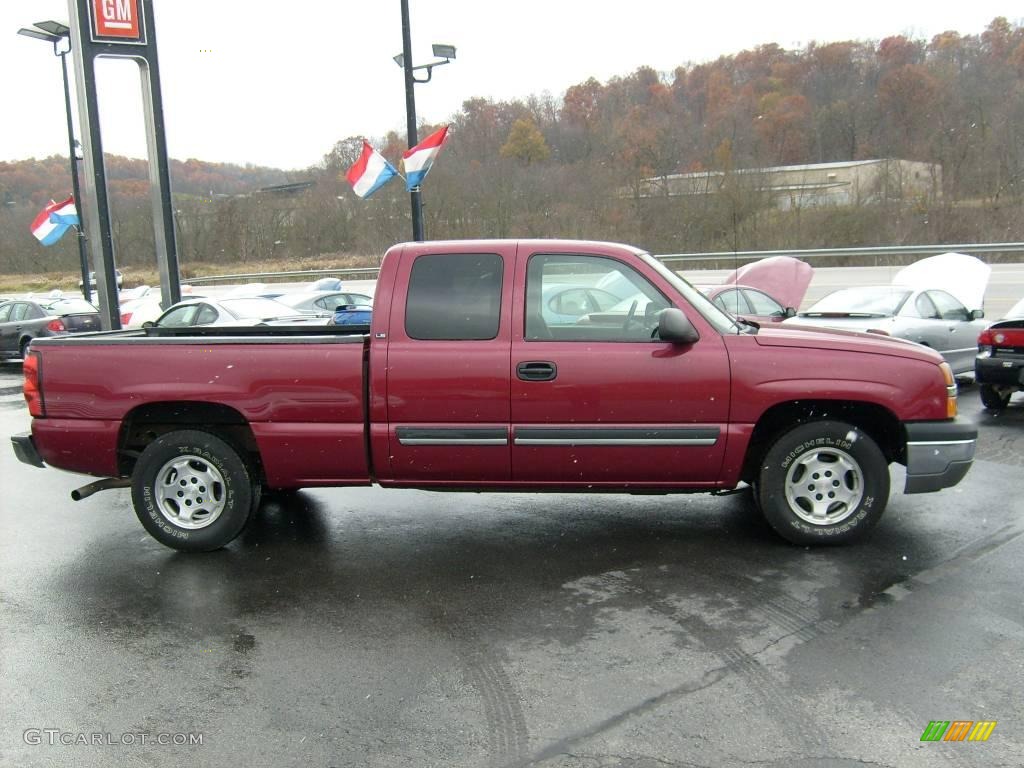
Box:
1, 361, 1022, 768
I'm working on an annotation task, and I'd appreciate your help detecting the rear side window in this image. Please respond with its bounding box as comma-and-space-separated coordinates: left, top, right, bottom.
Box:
405, 253, 503, 340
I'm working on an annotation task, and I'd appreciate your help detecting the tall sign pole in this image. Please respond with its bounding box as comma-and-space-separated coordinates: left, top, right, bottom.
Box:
66, 0, 181, 329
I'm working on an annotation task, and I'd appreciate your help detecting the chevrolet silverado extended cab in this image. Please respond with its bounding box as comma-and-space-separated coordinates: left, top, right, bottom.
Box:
12, 239, 977, 551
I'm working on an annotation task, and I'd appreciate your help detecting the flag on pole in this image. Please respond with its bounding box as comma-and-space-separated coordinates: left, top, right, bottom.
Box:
345, 141, 399, 199
402, 126, 449, 190
30, 196, 79, 246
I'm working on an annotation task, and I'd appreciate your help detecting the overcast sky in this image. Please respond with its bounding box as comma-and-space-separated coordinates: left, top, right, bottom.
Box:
1, 1, 1020, 171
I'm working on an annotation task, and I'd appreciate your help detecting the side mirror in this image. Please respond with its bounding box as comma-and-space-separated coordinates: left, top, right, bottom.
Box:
971, 309, 985, 320
784, 306, 797, 318
657, 308, 700, 344
141, 321, 155, 329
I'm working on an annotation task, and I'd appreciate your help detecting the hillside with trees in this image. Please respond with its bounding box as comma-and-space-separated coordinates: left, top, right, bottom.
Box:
1, 17, 1021, 277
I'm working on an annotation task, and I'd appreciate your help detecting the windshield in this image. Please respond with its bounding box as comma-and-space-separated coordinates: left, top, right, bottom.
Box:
640, 254, 741, 333
802, 287, 911, 317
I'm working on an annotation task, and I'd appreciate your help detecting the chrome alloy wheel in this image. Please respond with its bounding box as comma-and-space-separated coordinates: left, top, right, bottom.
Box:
783, 447, 864, 526
154, 455, 227, 529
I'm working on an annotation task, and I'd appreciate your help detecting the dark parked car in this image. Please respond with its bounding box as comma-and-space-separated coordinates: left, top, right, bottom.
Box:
975, 297, 1024, 412
0, 296, 101, 360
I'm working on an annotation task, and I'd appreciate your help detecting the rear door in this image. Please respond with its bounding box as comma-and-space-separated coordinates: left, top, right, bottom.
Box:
510, 247, 731, 487
383, 247, 514, 485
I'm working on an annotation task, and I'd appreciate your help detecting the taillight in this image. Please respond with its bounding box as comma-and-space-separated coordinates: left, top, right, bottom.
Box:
46, 318, 66, 333
120, 312, 133, 325
977, 328, 993, 355
23, 351, 45, 417
939, 362, 957, 418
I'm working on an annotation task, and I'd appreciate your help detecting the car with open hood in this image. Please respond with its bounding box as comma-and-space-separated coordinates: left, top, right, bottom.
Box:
697, 256, 813, 324
786, 252, 989, 375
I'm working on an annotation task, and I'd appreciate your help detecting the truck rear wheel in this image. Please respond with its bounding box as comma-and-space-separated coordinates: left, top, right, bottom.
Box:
757, 420, 889, 545
131, 429, 257, 552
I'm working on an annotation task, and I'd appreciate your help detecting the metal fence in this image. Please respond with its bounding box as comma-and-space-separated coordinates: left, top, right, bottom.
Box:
185, 242, 1024, 285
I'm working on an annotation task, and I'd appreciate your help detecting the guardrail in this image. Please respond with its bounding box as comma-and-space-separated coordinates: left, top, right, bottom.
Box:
186, 265, 383, 285
184, 242, 1024, 284
658, 242, 1024, 267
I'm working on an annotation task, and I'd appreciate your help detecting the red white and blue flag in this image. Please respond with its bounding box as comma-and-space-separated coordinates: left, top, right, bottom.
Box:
30, 196, 79, 246
345, 141, 399, 199
402, 125, 449, 191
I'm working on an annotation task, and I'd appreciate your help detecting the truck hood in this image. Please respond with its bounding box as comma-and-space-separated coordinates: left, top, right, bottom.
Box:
721, 255, 813, 310
749, 322, 940, 364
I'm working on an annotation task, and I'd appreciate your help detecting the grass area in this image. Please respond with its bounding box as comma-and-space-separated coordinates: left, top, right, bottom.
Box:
0, 253, 379, 295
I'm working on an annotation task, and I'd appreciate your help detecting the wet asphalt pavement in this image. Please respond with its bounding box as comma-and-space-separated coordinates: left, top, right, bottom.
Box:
1, 362, 1022, 768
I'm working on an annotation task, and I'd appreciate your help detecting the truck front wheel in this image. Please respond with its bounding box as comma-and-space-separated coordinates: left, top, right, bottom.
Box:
131, 429, 257, 552
757, 420, 889, 545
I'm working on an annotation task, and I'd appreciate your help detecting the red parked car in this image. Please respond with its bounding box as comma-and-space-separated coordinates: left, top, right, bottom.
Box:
697, 255, 813, 323
975, 297, 1024, 411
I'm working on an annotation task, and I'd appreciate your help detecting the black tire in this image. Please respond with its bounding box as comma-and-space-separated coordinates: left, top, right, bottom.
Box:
131, 429, 257, 552
757, 420, 889, 546
19, 337, 32, 360
979, 383, 1011, 412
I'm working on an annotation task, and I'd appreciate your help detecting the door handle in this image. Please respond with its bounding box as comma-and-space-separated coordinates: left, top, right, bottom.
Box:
517, 361, 557, 381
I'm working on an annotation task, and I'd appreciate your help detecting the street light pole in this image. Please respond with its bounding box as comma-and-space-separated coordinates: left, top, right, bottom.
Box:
395, 3, 455, 243
398, 0, 424, 242
18, 21, 91, 301
57, 44, 91, 301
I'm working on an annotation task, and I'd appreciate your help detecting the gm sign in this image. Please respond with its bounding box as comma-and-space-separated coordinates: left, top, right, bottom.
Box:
90, 0, 145, 43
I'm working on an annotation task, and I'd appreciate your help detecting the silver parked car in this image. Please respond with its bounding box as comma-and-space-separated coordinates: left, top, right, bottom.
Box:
787, 285, 986, 375
149, 297, 322, 328
273, 290, 374, 316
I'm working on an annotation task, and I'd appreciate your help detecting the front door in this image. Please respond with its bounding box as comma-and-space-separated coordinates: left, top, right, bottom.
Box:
510, 249, 731, 487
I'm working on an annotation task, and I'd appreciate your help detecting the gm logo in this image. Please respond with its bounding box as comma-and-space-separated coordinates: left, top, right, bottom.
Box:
91, 0, 144, 42
920, 721, 997, 742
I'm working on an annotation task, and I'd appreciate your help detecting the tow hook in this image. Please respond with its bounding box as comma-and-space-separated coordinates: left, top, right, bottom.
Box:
71, 478, 131, 501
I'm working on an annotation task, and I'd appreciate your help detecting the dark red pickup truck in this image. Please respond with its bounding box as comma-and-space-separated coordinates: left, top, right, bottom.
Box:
12, 239, 977, 551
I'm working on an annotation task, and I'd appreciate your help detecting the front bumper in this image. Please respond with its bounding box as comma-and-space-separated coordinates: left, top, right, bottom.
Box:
11, 432, 45, 469
904, 419, 977, 494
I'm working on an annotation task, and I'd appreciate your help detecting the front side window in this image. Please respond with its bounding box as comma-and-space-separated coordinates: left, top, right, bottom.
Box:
525, 254, 670, 342
0, 304, 11, 323
927, 290, 969, 321
744, 289, 785, 316
405, 253, 503, 340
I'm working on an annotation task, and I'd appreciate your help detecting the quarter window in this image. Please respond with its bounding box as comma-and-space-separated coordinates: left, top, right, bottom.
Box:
405, 253, 503, 340
713, 289, 748, 316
